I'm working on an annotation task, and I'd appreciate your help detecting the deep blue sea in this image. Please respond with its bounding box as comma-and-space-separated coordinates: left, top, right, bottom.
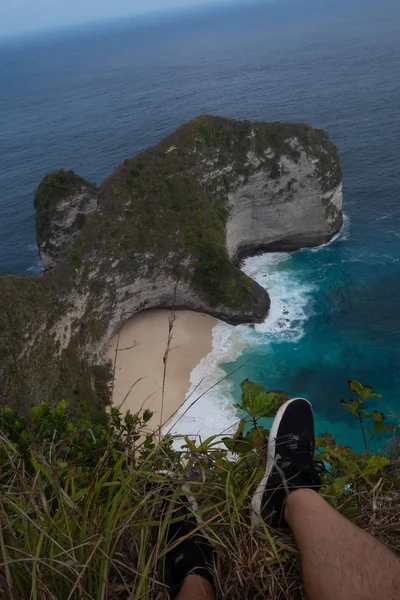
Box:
1, 0, 400, 449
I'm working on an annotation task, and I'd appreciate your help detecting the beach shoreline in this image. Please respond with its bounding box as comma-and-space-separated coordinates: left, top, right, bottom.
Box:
107, 309, 216, 433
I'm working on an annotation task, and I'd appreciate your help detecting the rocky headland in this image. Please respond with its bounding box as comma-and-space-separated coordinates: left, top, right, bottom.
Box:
0, 116, 342, 414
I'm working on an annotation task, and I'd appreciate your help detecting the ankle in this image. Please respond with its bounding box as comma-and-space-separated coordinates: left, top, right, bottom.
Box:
177, 574, 215, 599
284, 488, 321, 524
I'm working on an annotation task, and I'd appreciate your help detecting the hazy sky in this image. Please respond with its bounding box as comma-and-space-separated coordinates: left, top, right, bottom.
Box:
0, 0, 231, 37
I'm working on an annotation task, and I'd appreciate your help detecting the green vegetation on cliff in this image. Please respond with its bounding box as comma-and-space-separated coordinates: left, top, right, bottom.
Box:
67, 116, 340, 311
34, 169, 97, 245
0, 277, 58, 406
0, 275, 111, 417
0, 380, 397, 599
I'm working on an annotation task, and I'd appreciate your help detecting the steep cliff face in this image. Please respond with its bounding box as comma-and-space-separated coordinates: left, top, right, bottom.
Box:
225, 149, 342, 259
34, 170, 98, 269
0, 116, 342, 414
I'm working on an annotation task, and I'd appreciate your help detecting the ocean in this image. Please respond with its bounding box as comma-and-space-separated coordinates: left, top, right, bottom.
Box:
1, 0, 400, 450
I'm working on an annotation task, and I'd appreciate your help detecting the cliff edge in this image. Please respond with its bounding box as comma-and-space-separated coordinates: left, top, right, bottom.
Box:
0, 116, 342, 414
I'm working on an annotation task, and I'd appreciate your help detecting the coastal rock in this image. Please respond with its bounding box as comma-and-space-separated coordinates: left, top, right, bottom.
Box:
226, 150, 342, 259
34, 170, 99, 269
0, 116, 342, 413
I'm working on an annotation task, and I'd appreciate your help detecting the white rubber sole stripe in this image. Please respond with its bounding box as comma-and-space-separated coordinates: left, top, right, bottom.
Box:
251, 397, 312, 528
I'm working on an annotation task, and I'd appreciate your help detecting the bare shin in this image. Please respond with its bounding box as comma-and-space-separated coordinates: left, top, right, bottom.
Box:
285, 489, 400, 600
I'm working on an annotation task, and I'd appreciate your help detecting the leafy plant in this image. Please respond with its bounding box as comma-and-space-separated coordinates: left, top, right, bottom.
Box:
219, 379, 399, 510
222, 381, 285, 454
340, 380, 397, 453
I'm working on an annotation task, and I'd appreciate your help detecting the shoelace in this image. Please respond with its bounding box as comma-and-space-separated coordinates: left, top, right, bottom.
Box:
275, 433, 313, 461
275, 434, 327, 482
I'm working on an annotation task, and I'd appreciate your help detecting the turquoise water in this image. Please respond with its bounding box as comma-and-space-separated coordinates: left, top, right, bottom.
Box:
222, 221, 400, 451
1, 0, 400, 448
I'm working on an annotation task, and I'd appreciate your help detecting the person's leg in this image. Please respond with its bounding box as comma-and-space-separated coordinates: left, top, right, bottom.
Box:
285, 488, 400, 600
176, 574, 214, 600
251, 397, 400, 600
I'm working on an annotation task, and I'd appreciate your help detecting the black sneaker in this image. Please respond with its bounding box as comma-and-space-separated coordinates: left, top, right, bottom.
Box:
163, 498, 215, 596
251, 398, 321, 529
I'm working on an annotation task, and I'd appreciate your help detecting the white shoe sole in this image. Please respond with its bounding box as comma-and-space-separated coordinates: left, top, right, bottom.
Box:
251, 397, 312, 528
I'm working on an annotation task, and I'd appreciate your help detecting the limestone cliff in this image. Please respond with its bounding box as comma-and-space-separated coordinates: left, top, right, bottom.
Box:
34, 170, 98, 269
0, 116, 342, 414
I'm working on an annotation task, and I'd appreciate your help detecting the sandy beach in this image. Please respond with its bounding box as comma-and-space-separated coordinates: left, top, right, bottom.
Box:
108, 309, 216, 432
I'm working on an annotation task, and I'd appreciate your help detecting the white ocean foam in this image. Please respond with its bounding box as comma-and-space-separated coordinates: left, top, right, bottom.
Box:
27, 262, 43, 274
334, 212, 350, 242
310, 213, 350, 251
165, 321, 250, 443
27, 244, 43, 275
166, 252, 316, 445
242, 253, 315, 343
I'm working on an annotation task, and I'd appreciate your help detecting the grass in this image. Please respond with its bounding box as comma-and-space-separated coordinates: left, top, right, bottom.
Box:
0, 409, 398, 600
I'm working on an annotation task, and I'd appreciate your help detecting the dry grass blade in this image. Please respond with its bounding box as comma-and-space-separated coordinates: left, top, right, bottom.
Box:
160, 310, 177, 436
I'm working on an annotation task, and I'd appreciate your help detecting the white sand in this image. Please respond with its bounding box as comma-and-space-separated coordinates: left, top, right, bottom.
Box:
108, 309, 216, 433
